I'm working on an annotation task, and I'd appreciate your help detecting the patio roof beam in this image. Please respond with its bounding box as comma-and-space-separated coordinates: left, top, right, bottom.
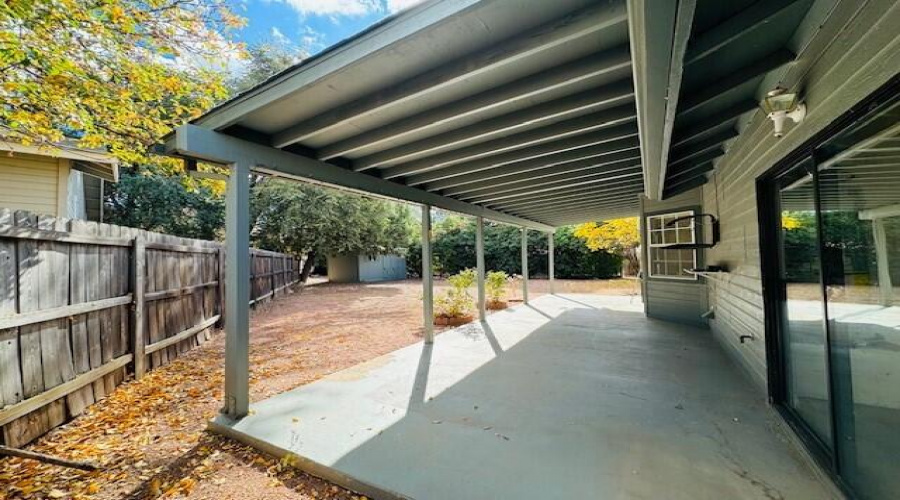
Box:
668, 128, 737, 167
683, 0, 804, 66
663, 172, 709, 198
486, 183, 645, 208
467, 176, 644, 205
511, 198, 640, 218
165, 124, 553, 231
496, 190, 642, 212
627, 0, 695, 201
670, 100, 757, 147
405, 125, 639, 186
271, 1, 628, 148
677, 48, 795, 116
456, 167, 642, 201
440, 155, 641, 197
421, 140, 639, 191
514, 201, 640, 221
503, 192, 641, 213
367, 85, 636, 175
316, 48, 632, 160
398, 122, 637, 186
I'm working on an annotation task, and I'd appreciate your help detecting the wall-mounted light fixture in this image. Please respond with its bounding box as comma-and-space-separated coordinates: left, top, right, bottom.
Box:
761, 87, 806, 138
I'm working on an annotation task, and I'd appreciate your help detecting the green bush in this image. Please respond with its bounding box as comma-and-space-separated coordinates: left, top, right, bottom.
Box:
486, 270, 509, 303
435, 269, 476, 318
409, 219, 621, 279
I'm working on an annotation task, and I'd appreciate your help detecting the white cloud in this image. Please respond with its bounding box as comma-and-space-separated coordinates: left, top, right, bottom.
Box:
386, 0, 422, 13
278, 0, 380, 16
271, 0, 422, 17
270, 26, 290, 45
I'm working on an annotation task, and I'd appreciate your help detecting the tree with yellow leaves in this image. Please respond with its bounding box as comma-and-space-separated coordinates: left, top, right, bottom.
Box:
0, 0, 245, 164
573, 217, 641, 276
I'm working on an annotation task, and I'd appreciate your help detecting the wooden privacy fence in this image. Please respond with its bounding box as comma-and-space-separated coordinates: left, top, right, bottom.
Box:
0, 209, 301, 447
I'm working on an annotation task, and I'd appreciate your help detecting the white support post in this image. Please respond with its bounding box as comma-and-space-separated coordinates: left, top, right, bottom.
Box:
422, 205, 434, 343
873, 218, 894, 306
223, 161, 250, 419
476, 216, 486, 320
521, 228, 529, 304
548, 230, 555, 295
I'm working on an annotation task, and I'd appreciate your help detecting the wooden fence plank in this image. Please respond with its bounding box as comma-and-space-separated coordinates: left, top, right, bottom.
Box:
7, 211, 51, 446
0, 295, 132, 330
97, 223, 116, 394
0, 208, 23, 413
66, 219, 94, 417
0, 210, 297, 447
83, 221, 105, 400
145, 316, 219, 355
132, 237, 146, 379
0, 355, 132, 427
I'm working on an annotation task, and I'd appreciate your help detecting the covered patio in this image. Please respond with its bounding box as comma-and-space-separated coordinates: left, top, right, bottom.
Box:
160, 0, 850, 498
211, 294, 832, 500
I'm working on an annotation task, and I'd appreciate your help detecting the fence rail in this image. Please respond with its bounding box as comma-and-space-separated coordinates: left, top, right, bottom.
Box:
0, 209, 301, 447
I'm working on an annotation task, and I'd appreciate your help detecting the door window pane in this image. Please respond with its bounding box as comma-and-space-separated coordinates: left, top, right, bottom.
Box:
777, 162, 833, 447
816, 97, 900, 500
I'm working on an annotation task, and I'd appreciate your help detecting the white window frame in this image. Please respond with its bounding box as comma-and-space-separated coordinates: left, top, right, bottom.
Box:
646, 210, 698, 280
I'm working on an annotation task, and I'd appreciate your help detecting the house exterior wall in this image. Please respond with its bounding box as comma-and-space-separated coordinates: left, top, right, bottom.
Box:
699, 0, 900, 391
0, 153, 69, 217
640, 187, 708, 328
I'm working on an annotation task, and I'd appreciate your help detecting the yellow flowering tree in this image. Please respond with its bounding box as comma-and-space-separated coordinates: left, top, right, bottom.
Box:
0, 0, 245, 164
573, 217, 641, 276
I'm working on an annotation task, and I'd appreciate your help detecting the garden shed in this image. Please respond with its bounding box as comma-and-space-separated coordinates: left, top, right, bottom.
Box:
326, 253, 407, 283
162, 0, 900, 498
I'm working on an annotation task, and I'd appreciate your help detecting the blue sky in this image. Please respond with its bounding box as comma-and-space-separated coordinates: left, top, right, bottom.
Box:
232, 0, 423, 58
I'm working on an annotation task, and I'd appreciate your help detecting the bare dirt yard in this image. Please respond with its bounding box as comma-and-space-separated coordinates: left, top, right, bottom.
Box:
0, 278, 637, 500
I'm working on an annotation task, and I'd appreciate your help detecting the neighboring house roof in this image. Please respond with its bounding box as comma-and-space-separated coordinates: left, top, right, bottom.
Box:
0, 140, 119, 182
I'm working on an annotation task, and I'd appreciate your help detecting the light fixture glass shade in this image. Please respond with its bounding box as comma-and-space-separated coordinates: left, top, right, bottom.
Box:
761, 87, 799, 114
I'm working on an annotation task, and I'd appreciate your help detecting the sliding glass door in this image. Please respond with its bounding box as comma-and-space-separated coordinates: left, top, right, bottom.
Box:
766, 88, 900, 500
774, 158, 833, 449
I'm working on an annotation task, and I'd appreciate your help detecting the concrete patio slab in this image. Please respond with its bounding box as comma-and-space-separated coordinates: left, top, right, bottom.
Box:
210, 294, 837, 500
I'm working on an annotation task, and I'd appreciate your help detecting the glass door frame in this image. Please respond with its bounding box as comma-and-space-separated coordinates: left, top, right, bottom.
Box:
757, 74, 900, 500
758, 152, 840, 472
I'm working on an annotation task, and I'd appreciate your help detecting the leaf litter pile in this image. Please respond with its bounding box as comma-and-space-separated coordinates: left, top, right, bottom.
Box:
0, 280, 446, 500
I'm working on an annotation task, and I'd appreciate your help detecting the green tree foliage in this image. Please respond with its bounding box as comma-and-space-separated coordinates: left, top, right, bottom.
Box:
250, 178, 417, 281
103, 165, 225, 240
228, 43, 302, 94
409, 216, 621, 279
0, 0, 243, 164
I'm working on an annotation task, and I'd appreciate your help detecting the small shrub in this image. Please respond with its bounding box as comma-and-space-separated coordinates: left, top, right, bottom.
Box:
435, 268, 476, 319
485, 270, 509, 304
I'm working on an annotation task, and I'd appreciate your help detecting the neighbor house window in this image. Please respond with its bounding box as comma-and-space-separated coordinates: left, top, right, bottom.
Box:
647, 210, 697, 280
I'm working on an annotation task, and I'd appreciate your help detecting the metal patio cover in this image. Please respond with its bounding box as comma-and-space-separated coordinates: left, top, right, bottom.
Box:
165, 0, 808, 228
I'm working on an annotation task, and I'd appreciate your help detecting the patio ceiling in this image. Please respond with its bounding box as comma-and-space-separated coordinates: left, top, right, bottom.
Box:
633, 0, 814, 200
167, 0, 640, 228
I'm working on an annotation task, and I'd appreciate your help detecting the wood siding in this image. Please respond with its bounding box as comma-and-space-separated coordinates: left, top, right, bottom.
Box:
700, 0, 900, 390
640, 187, 708, 328
0, 154, 62, 217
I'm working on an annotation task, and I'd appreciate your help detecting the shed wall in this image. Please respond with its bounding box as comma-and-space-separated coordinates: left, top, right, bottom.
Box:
327, 255, 360, 283
358, 254, 406, 282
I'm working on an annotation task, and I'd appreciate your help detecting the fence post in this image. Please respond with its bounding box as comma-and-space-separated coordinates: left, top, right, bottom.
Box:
270, 255, 275, 297
217, 247, 225, 328
132, 237, 146, 379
